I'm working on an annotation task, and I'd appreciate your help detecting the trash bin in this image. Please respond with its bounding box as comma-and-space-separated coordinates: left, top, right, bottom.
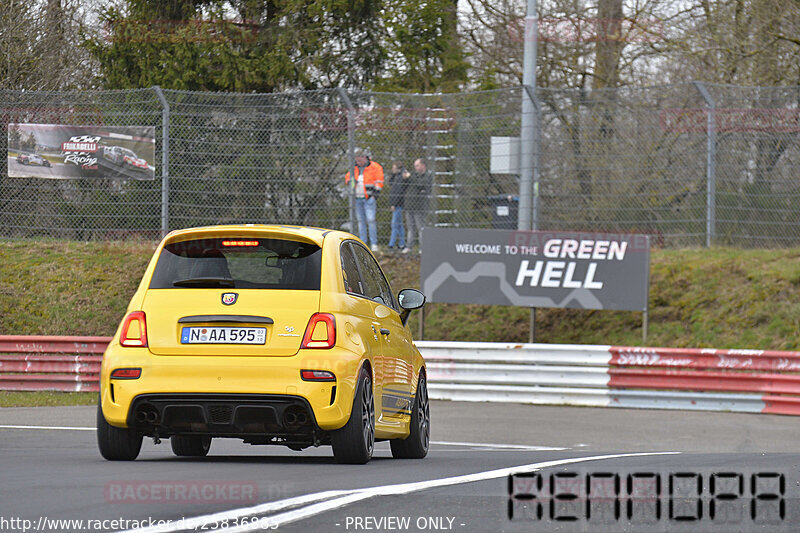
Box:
487, 195, 519, 229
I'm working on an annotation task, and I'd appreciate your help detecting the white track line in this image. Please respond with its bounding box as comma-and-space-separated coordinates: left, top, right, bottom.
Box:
0, 426, 565, 451
0, 424, 96, 431
120, 451, 680, 533
430, 440, 568, 451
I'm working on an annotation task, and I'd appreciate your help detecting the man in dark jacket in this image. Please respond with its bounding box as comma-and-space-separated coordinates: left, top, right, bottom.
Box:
403, 158, 431, 253
388, 161, 409, 251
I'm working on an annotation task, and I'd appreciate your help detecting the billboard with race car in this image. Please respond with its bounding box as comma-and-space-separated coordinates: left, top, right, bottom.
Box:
7, 123, 155, 180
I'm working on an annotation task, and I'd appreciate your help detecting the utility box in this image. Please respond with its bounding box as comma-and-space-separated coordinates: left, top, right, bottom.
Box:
487, 195, 519, 229
490, 136, 520, 174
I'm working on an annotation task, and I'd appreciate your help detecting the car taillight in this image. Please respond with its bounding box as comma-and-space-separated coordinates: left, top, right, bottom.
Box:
300, 370, 336, 381
222, 240, 259, 247
110, 368, 142, 379
120, 311, 148, 347
301, 313, 336, 349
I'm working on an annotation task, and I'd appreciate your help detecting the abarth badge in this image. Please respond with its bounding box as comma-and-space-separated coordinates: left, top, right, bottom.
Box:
221, 292, 238, 305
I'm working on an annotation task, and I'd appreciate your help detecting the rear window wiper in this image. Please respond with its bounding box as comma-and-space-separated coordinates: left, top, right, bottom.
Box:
172, 277, 235, 288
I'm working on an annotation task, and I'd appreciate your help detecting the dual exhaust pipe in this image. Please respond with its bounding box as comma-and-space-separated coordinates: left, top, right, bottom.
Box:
135, 405, 159, 425
283, 409, 308, 427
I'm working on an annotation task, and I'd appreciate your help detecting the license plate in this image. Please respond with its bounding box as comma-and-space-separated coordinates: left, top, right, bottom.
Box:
181, 327, 266, 345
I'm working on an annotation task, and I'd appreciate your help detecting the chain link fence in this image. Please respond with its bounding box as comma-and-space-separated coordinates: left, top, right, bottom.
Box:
2, 84, 799, 246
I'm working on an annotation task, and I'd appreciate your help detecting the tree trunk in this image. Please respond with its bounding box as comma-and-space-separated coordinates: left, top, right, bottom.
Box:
594, 0, 623, 90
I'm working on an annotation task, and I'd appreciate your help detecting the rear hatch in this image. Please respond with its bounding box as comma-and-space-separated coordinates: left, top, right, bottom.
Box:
142, 236, 322, 356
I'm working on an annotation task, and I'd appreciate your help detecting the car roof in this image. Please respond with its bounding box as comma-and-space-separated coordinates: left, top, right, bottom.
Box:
163, 224, 353, 248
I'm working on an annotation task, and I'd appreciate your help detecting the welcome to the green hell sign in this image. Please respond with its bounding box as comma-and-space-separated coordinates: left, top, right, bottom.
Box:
421, 228, 650, 312
456, 238, 630, 290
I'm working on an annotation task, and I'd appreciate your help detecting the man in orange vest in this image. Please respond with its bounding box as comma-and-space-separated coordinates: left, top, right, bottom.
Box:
345, 147, 384, 251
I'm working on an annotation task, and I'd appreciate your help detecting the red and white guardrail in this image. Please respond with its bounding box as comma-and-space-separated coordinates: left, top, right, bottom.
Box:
2, 336, 800, 416
419, 341, 800, 416
0, 336, 106, 392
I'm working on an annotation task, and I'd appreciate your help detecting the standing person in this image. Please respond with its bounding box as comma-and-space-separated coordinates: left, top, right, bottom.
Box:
387, 161, 409, 251
345, 147, 384, 251
403, 158, 431, 253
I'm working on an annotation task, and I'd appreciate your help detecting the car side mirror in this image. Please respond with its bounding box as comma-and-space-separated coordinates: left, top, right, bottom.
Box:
398, 288, 425, 326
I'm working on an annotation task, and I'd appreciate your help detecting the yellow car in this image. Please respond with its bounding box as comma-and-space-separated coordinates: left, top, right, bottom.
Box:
97, 224, 428, 464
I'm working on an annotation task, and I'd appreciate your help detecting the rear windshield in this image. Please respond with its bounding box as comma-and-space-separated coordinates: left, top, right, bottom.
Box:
149, 237, 322, 290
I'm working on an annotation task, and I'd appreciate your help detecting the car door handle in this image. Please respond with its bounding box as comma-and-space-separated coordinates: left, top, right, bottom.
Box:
380, 328, 391, 336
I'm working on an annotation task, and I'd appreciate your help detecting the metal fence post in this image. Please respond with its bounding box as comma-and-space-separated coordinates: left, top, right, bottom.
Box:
693, 81, 716, 247
518, 89, 535, 231
337, 88, 357, 233
522, 85, 541, 230
521, 84, 542, 342
153, 86, 170, 237
518, 2, 538, 231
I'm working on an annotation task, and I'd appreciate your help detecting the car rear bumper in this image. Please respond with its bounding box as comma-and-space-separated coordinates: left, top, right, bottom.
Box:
129, 393, 326, 447
100, 345, 365, 432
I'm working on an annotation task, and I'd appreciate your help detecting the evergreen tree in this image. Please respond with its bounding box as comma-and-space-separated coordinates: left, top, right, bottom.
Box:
86, 0, 466, 92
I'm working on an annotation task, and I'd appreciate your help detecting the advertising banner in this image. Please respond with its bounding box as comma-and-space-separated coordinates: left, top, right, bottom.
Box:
7, 124, 155, 180
420, 228, 650, 311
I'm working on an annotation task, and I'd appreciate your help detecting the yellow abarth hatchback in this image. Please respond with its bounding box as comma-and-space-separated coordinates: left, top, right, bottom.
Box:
97, 225, 428, 464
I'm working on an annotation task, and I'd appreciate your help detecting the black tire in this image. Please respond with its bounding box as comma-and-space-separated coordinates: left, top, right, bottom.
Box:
331, 367, 375, 464
97, 402, 142, 461
390, 374, 430, 459
171, 435, 211, 457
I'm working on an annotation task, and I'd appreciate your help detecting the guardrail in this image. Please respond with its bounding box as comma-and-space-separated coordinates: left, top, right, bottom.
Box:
0, 336, 107, 392
2, 336, 799, 416
419, 341, 800, 416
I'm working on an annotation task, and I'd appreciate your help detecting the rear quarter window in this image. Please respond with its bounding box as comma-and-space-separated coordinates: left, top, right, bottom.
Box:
149, 237, 321, 290
340, 243, 365, 296
341, 241, 398, 311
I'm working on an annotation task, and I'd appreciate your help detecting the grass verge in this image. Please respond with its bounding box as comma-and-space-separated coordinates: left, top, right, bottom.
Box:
2, 242, 800, 407
1, 241, 800, 349
0, 391, 96, 407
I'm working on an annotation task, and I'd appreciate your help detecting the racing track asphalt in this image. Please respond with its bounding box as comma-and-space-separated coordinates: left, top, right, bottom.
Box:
6, 157, 68, 179
1, 401, 799, 533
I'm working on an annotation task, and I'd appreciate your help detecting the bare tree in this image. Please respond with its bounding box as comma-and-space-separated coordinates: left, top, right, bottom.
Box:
651, 0, 800, 85
0, 0, 95, 90
461, 0, 672, 90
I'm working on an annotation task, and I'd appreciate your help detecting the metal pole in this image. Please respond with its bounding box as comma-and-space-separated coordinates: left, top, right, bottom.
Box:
337, 88, 357, 233
529, 307, 536, 343
643, 234, 651, 344
522, 85, 541, 230
518, 0, 538, 231
642, 309, 648, 344
418, 305, 425, 340
693, 81, 716, 247
153, 86, 170, 237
